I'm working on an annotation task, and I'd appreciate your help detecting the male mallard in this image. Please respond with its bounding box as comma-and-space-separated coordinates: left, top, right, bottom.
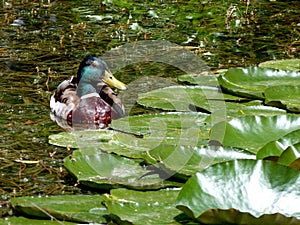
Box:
50, 56, 127, 130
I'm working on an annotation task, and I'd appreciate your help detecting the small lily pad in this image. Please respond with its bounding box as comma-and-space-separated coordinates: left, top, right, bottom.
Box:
11, 195, 107, 223
0, 217, 77, 225
103, 188, 192, 225
48, 129, 115, 148
177, 74, 220, 86
259, 59, 300, 71
176, 159, 300, 224
64, 152, 181, 190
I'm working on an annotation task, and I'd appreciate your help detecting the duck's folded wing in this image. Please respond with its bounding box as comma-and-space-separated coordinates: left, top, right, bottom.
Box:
50, 77, 80, 120
100, 85, 125, 119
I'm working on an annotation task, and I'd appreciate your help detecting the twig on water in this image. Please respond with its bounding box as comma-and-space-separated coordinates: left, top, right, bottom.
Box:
31, 203, 65, 225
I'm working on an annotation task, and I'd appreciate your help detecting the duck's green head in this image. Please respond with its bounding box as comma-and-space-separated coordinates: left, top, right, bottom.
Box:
77, 56, 127, 96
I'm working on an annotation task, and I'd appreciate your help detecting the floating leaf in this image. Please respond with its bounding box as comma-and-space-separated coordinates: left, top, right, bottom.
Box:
259, 59, 300, 71
11, 195, 107, 223
176, 159, 300, 224
277, 145, 300, 166
64, 152, 181, 190
142, 145, 255, 178
0, 217, 77, 225
110, 112, 211, 152
136, 85, 285, 119
216, 101, 286, 119
99, 131, 206, 159
137, 85, 235, 112
177, 74, 220, 86
212, 115, 300, 153
111, 112, 210, 135
103, 188, 191, 225
265, 85, 300, 112
257, 129, 300, 159
218, 67, 300, 98
48, 129, 115, 148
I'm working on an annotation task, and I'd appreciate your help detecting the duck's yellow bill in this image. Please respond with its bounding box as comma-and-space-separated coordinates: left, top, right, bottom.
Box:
103, 70, 127, 90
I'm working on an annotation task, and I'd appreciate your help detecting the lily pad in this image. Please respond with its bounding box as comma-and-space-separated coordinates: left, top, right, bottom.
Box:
277, 145, 300, 166
103, 188, 193, 225
0, 217, 77, 225
214, 101, 286, 120
259, 59, 300, 71
142, 145, 255, 178
257, 129, 300, 159
110, 112, 211, 149
64, 152, 181, 190
136, 85, 285, 119
176, 159, 300, 225
112, 112, 209, 135
212, 115, 300, 153
177, 74, 220, 86
48, 129, 115, 148
99, 131, 207, 159
264, 85, 300, 112
11, 195, 107, 223
227, 104, 286, 117
137, 85, 235, 112
218, 67, 300, 98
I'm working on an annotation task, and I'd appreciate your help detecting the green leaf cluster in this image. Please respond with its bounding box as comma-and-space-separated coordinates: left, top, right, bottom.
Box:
8, 59, 300, 225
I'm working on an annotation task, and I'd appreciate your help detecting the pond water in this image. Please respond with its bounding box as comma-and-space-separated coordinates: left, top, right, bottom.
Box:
0, 0, 299, 199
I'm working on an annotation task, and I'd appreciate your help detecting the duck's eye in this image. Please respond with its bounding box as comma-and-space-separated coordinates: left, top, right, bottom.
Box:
86, 59, 93, 65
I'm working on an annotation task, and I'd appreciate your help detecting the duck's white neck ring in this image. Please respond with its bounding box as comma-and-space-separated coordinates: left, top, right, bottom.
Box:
80, 93, 100, 99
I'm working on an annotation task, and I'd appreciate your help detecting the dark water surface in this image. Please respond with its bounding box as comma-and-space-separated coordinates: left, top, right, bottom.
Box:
0, 0, 299, 198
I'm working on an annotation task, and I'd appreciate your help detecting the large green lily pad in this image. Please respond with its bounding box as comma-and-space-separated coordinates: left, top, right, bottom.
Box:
142, 144, 255, 178
212, 115, 300, 153
103, 188, 193, 225
10, 195, 107, 223
176, 159, 300, 225
136, 85, 286, 119
111, 112, 211, 147
259, 59, 300, 71
218, 67, 300, 98
137, 85, 235, 112
264, 85, 300, 112
64, 152, 181, 190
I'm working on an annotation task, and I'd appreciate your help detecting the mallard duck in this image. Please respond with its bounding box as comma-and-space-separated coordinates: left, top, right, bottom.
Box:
50, 56, 127, 130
